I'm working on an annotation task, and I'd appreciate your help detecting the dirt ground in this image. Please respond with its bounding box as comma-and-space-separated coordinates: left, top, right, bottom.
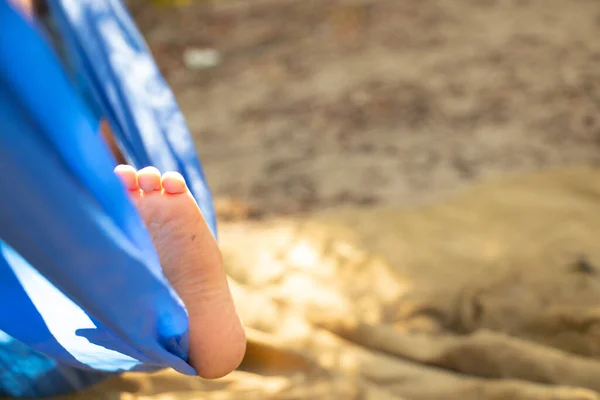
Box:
51, 1, 600, 400
132, 0, 600, 217
64, 167, 600, 400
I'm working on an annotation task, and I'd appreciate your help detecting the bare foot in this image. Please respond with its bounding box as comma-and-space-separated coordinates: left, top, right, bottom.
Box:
114, 165, 246, 379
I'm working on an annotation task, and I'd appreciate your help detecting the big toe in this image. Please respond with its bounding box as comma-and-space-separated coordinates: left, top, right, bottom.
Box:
161, 171, 187, 195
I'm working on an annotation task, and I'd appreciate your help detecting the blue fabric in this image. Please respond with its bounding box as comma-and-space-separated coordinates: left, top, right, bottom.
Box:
0, 0, 217, 397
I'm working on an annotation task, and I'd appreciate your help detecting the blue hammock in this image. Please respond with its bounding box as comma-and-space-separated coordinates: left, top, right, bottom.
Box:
0, 0, 216, 397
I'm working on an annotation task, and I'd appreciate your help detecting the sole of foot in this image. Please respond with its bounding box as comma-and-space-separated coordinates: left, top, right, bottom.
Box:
114, 164, 246, 379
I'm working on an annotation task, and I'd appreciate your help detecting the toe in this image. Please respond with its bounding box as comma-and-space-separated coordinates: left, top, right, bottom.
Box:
138, 166, 162, 192
114, 165, 139, 191
161, 171, 187, 195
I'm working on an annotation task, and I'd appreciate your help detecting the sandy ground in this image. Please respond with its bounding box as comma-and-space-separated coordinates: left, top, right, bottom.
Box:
60, 167, 600, 400
40, 1, 600, 400
132, 0, 600, 217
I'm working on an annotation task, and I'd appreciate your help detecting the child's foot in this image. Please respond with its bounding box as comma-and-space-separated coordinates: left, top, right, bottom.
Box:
114, 165, 246, 379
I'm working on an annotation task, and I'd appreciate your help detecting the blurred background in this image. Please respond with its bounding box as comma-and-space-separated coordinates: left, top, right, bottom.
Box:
130, 0, 600, 219
85, 1, 600, 399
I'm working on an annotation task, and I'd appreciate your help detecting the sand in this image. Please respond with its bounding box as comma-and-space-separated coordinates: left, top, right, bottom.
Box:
52, 0, 600, 398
